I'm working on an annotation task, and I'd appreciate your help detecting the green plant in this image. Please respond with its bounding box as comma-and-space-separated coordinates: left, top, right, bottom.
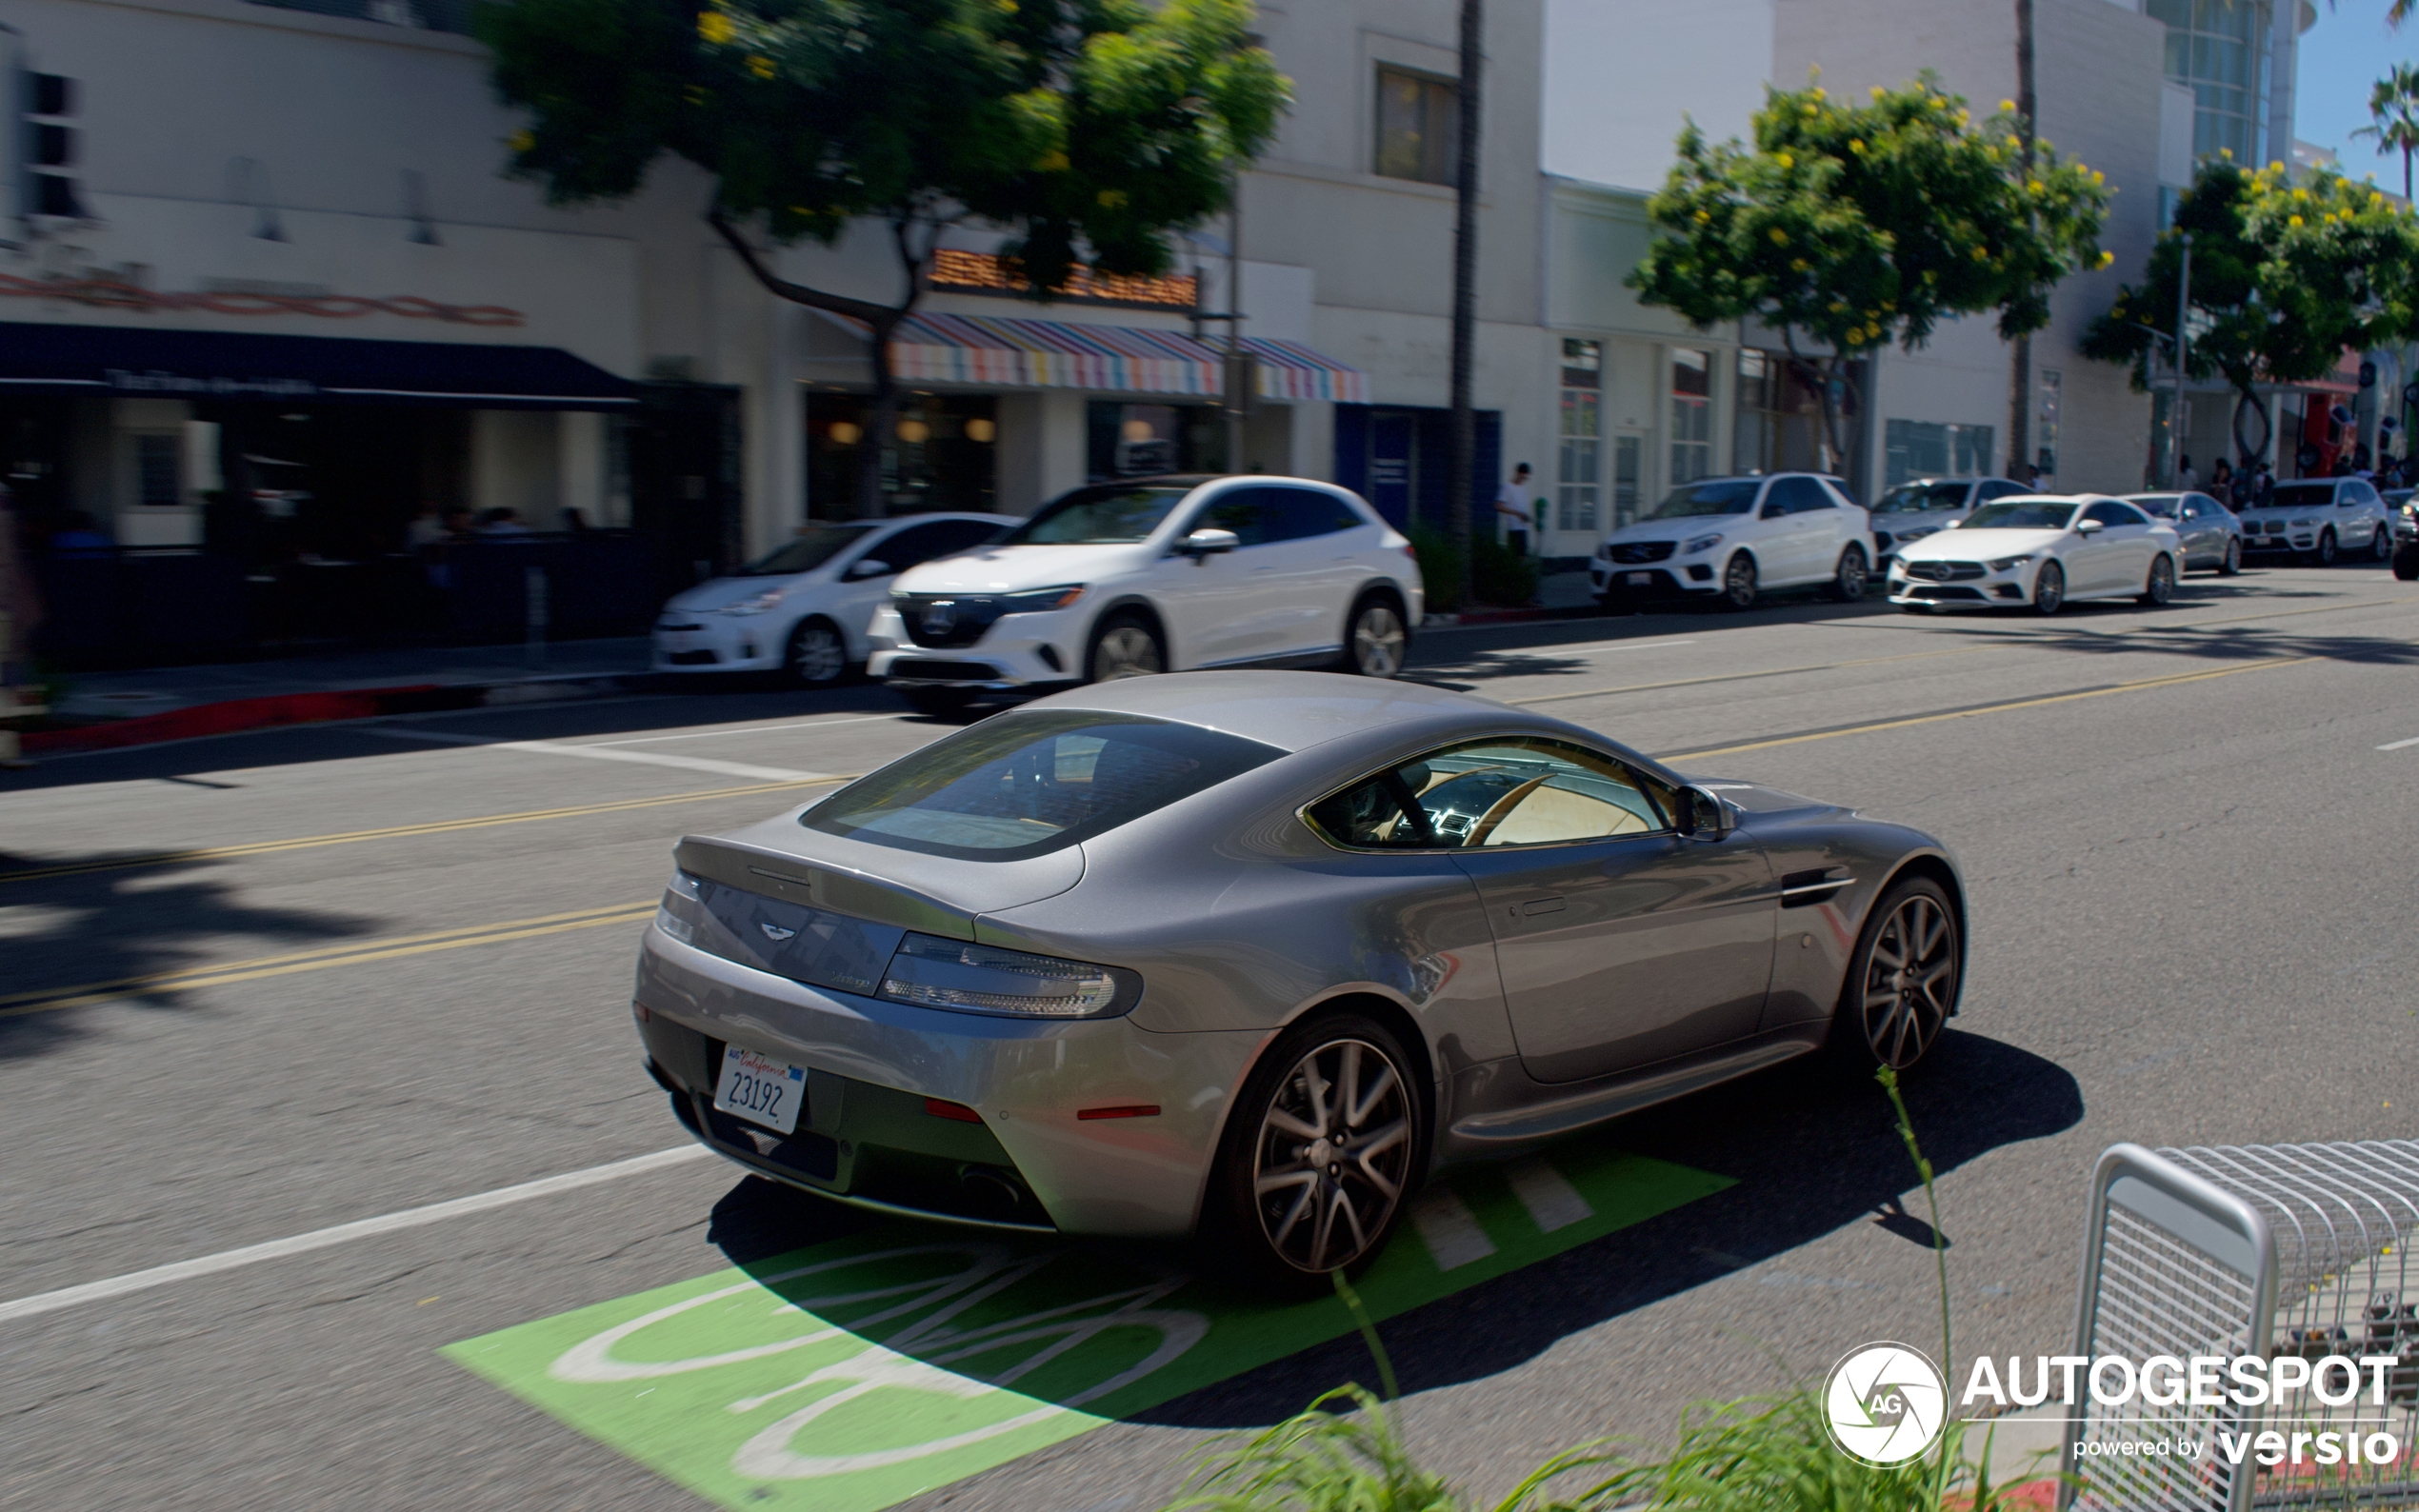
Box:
1470, 536, 1539, 608
2353, 64, 2419, 203
1408, 527, 1465, 614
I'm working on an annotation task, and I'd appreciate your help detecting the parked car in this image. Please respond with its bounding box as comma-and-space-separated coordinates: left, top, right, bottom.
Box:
2236, 477, 2396, 565
1868, 476, 2032, 566
866, 476, 1422, 715
2121, 491, 2244, 575
2389, 488, 2419, 581
1590, 472, 1874, 611
632, 671, 1967, 1282
1888, 494, 2182, 615
651, 513, 1014, 687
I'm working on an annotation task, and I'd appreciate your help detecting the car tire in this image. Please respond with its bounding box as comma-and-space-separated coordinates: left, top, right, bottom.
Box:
2219, 538, 2242, 576
1086, 612, 1165, 683
2395, 547, 2419, 582
2138, 553, 2176, 607
784, 616, 850, 688
1827, 874, 1962, 1073
2031, 560, 2066, 616
1721, 552, 1758, 611
1209, 1009, 1425, 1288
898, 686, 976, 716
2312, 527, 2338, 567
1827, 544, 1869, 602
2374, 526, 2395, 563
1339, 595, 1408, 679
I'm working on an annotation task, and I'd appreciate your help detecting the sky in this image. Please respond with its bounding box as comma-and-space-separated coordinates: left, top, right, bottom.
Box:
2295, 0, 2419, 187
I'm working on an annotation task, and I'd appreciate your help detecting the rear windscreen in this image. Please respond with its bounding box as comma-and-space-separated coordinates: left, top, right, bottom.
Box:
802, 711, 1283, 861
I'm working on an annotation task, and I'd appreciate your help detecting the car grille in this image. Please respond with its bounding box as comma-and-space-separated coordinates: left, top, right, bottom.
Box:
1902, 561, 1986, 582
889, 658, 1000, 682
657, 621, 705, 632
663, 648, 719, 665
895, 595, 1008, 649
1906, 584, 1986, 600
1609, 541, 1677, 564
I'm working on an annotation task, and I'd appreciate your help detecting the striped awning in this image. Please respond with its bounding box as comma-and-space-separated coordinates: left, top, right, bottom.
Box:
823, 310, 1368, 404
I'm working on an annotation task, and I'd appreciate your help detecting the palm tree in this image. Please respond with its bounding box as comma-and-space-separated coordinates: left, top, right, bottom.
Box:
2354, 64, 2419, 201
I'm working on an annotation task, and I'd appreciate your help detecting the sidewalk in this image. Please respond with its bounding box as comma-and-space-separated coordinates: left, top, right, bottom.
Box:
25, 638, 652, 757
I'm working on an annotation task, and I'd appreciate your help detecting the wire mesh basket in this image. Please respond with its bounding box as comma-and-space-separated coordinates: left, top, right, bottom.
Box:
2065, 1142, 2419, 1512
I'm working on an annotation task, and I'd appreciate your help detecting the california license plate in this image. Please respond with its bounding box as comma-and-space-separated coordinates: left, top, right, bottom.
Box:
713, 1044, 806, 1135
1625, 571, 1653, 586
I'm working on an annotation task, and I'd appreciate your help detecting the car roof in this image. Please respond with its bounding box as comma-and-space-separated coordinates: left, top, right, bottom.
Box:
1021, 671, 1523, 756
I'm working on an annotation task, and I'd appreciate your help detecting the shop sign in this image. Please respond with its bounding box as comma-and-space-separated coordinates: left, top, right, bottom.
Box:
104, 368, 318, 397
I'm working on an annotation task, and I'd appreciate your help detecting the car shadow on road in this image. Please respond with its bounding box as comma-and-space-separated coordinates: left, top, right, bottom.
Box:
0, 852, 375, 1061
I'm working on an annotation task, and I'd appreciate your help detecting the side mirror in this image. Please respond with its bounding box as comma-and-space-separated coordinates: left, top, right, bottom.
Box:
1179, 527, 1240, 559
1761, 502, 1788, 521
2075, 517, 2104, 535
845, 558, 891, 580
1676, 785, 1736, 840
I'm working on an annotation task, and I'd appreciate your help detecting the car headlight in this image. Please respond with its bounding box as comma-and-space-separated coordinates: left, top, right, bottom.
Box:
1986, 554, 2033, 572
878, 932, 1136, 1019
999, 584, 1087, 614
2291, 518, 2314, 529
723, 588, 786, 616
1682, 532, 1724, 555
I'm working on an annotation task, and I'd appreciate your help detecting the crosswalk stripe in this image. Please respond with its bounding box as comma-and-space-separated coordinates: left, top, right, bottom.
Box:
1507, 1158, 1594, 1233
1408, 1185, 1497, 1271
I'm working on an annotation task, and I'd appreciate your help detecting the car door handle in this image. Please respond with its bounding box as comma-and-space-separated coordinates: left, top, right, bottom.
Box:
1520, 896, 1567, 916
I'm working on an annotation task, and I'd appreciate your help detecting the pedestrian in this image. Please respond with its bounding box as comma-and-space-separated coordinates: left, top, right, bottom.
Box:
2253, 463, 2274, 507
2229, 464, 2254, 510
1494, 464, 1533, 557
2209, 458, 2232, 497
2178, 453, 2197, 488
2026, 462, 2044, 490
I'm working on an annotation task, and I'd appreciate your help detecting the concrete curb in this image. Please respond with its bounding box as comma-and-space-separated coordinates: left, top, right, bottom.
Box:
19, 673, 643, 757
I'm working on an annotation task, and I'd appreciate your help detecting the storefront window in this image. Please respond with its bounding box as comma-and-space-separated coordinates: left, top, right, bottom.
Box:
1883, 420, 1996, 486
1556, 338, 1601, 533
1085, 401, 1225, 483
1670, 348, 1712, 487
807, 391, 997, 519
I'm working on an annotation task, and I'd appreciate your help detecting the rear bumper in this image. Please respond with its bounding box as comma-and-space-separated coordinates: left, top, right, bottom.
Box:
633, 924, 1265, 1238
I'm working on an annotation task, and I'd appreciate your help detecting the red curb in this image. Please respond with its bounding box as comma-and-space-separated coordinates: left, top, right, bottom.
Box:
22, 684, 469, 756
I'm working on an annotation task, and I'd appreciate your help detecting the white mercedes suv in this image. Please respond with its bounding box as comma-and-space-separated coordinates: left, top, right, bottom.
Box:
1591, 472, 1876, 610
866, 475, 1424, 714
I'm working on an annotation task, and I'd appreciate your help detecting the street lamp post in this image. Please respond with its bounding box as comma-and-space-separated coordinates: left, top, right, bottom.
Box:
2173, 232, 2193, 486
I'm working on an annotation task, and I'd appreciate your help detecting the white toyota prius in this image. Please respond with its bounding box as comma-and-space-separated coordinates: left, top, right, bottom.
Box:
1888, 494, 2183, 615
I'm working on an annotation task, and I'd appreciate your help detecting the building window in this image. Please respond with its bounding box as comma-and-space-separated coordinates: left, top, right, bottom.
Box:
1670, 348, 1712, 487
1374, 67, 1460, 186
2147, 0, 2268, 167
1556, 338, 1601, 533
2036, 369, 2062, 478
1883, 420, 1996, 487
1611, 433, 1642, 531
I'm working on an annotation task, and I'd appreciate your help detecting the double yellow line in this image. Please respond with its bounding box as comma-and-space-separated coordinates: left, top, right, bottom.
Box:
1, 902, 660, 1019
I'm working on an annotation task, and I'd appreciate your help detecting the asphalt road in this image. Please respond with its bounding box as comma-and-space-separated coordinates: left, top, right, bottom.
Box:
6, 561, 2418, 1510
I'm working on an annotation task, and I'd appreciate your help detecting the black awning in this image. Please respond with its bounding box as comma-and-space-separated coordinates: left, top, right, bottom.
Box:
0, 322, 637, 408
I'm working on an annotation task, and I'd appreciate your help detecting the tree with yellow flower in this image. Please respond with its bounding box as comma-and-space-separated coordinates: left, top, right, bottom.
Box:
477, 0, 1287, 516
1630, 78, 2107, 475
2085, 158, 2419, 468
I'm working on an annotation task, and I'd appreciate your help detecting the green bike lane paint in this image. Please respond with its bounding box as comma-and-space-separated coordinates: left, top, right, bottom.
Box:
442, 1144, 1730, 1512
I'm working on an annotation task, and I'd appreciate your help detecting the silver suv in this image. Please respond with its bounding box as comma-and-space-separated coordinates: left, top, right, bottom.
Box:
2237, 477, 2396, 565
1869, 477, 2032, 567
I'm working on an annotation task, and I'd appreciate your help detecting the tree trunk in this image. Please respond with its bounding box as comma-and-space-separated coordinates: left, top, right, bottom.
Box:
858, 312, 901, 520
2231, 386, 2272, 474
1448, 0, 1482, 606
2007, 0, 2037, 482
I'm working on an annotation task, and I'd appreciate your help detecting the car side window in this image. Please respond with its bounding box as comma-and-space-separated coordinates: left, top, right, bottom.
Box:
2176, 497, 2201, 520
2345, 483, 2375, 507
1793, 478, 1837, 511
1758, 482, 1789, 520
1183, 488, 1269, 547
873, 522, 971, 572
2084, 501, 2148, 528
1306, 738, 1674, 851
1262, 487, 1364, 543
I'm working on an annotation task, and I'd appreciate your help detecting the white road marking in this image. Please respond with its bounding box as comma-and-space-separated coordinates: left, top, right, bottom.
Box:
0, 1145, 714, 1325
361, 726, 829, 781
1478, 636, 1698, 660
2378, 735, 2419, 751
585, 714, 908, 746
1506, 1158, 1593, 1233
1409, 1185, 1497, 1271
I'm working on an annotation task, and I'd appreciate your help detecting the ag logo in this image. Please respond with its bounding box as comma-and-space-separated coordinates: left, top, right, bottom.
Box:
1822, 1342, 1947, 1467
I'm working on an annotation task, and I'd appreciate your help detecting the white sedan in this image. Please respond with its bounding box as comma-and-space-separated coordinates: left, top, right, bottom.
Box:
653, 512, 1014, 686
1888, 495, 2183, 616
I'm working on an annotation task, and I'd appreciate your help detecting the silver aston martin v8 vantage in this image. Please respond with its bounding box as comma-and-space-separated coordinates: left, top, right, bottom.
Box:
632, 671, 1966, 1281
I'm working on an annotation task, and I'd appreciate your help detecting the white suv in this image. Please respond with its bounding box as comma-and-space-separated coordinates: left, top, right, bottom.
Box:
1591, 472, 1876, 610
867, 474, 1423, 714
2237, 477, 2397, 565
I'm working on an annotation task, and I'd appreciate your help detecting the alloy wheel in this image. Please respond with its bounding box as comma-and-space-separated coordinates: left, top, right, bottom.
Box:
789, 621, 846, 686
1249, 1037, 1413, 1274
2317, 528, 2338, 566
2376, 527, 2396, 563
1349, 603, 1407, 678
1090, 623, 1163, 681
2140, 554, 2174, 607
1833, 546, 1869, 602
2221, 539, 2242, 576
1855, 892, 1958, 1069
1723, 554, 1758, 610
2032, 561, 2065, 616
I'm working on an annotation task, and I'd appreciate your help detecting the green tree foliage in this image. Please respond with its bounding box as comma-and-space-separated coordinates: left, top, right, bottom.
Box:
2083, 158, 2419, 464
2354, 64, 2419, 204
1629, 78, 2109, 473
476, 0, 1287, 513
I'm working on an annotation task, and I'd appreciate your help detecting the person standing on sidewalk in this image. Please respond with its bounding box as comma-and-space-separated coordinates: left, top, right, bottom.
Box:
1494, 463, 1533, 557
